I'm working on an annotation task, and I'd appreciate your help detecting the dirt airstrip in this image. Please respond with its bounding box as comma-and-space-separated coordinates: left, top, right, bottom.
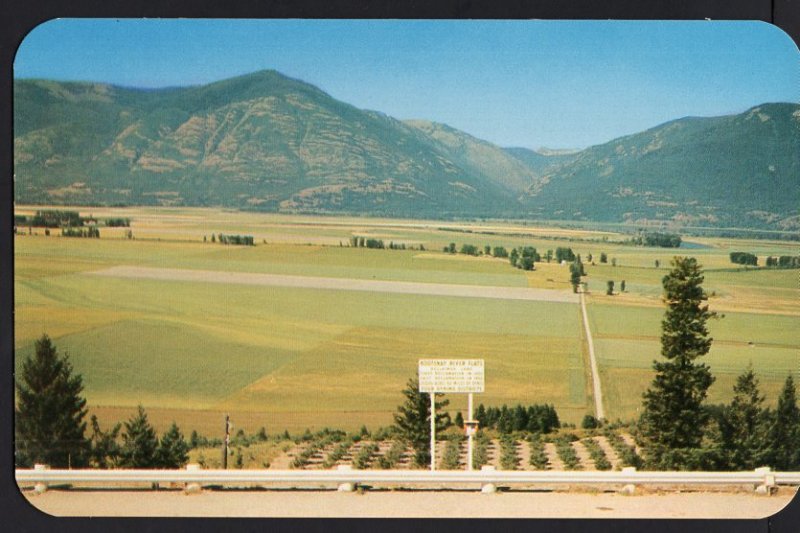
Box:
87, 265, 580, 303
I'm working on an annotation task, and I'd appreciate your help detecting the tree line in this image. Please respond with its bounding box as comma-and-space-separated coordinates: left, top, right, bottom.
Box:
214, 234, 254, 246
730, 252, 800, 268
472, 403, 560, 434
15, 210, 130, 229
62, 226, 100, 238
349, 236, 418, 250
629, 232, 682, 248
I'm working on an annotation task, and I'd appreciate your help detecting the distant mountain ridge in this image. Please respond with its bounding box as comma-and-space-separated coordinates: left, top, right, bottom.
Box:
13, 70, 800, 229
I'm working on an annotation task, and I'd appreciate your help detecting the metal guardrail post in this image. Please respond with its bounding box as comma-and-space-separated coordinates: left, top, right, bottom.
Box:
185, 464, 202, 494
337, 465, 356, 492
754, 467, 775, 496
620, 466, 636, 495
480, 465, 496, 494
33, 464, 50, 494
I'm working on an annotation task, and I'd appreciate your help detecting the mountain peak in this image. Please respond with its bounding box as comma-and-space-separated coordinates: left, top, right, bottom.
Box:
12, 71, 800, 230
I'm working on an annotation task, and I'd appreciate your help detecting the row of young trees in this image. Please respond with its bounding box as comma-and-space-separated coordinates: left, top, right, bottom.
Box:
62, 226, 100, 238
472, 403, 560, 434
15, 335, 189, 469
730, 252, 800, 268
765, 256, 800, 269
729, 252, 758, 266
15, 210, 129, 229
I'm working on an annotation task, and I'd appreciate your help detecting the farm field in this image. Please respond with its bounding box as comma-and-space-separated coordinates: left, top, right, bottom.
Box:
13, 206, 800, 436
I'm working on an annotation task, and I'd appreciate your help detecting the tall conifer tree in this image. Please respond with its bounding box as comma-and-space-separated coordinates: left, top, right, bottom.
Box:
156, 422, 190, 468
638, 257, 716, 469
393, 378, 450, 467
722, 366, 767, 469
120, 405, 159, 468
764, 375, 800, 470
15, 334, 89, 467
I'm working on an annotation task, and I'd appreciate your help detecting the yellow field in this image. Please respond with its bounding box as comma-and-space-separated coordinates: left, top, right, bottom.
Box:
13, 206, 800, 434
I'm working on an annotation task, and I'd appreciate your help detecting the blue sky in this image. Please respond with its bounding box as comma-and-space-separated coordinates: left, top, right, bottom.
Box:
14, 19, 800, 149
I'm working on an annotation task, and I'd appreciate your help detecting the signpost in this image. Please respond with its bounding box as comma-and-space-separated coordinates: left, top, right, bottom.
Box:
418, 359, 484, 471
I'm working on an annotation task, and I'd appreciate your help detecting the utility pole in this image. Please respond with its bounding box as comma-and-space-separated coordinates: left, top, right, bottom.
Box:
430, 393, 436, 471
223, 414, 231, 469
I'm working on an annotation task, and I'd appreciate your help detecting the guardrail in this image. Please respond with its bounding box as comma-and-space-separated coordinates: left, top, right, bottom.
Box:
16, 464, 800, 494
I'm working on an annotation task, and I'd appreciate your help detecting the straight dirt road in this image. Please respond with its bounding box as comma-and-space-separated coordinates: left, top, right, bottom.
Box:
88, 265, 580, 303
580, 291, 604, 420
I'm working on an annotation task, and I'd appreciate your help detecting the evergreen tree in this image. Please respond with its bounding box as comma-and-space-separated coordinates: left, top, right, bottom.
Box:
582, 414, 599, 429
156, 422, 190, 468
15, 334, 89, 467
763, 375, 800, 470
638, 257, 716, 469
722, 366, 768, 469
392, 377, 450, 467
120, 405, 159, 468
497, 405, 512, 434
88, 415, 121, 468
512, 404, 528, 432
569, 261, 582, 293
454, 411, 464, 428
475, 404, 487, 427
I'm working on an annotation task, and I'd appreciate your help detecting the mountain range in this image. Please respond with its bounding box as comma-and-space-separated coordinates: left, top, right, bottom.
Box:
13, 70, 800, 230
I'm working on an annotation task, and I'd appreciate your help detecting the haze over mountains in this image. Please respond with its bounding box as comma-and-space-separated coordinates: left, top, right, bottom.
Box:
14, 70, 800, 230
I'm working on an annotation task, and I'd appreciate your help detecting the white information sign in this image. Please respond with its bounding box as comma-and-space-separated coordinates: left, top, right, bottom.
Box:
418, 359, 484, 393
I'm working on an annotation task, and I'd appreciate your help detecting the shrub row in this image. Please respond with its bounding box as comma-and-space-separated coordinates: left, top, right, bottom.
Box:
554, 435, 581, 470
472, 431, 490, 470
603, 431, 643, 468
322, 442, 351, 469
441, 435, 464, 470
499, 435, 520, 470
581, 438, 612, 471
377, 440, 406, 469
527, 434, 549, 470
353, 442, 379, 469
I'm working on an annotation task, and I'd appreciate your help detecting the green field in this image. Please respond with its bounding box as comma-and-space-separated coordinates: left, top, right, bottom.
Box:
13, 206, 800, 434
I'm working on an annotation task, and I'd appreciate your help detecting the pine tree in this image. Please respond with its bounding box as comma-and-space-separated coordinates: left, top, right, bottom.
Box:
763, 375, 800, 470
722, 366, 768, 469
475, 404, 487, 427
88, 415, 122, 468
156, 422, 190, 468
393, 377, 450, 467
120, 405, 159, 468
638, 257, 716, 469
569, 263, 582, 293
15, 334, 89, 467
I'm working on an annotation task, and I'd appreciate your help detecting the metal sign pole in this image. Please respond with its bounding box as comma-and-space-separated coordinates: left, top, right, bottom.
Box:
430, 392, 436, 471
223, 414, 230, 469
467, 392, 474, 471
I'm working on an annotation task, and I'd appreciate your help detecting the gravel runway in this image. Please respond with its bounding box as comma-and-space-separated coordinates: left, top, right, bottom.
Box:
87, 266, 580, 303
